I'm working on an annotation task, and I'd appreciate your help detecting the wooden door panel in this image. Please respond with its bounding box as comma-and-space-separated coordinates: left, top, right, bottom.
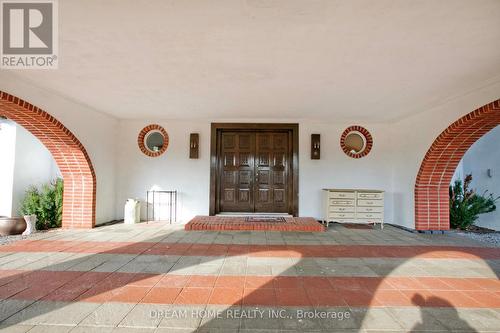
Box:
256, 153, 270, 167
257, 189, 269, 203
239, 152, 251, 166
239, 189, 250, 203
223, 134, 236, 149
218, 130, 291, 214
223, 171, 236, 185
219, 132, 255, 212
274, 171, 285, 185
254, 132, 289, 213
273, 152, 286, 168
224, 189, 235, 202
239, 170, 252, 185
274, 189, 285, 203
223, 152, 235, 167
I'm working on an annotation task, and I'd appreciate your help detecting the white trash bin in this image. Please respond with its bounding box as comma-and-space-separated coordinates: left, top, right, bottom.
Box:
124, 199, 141, 224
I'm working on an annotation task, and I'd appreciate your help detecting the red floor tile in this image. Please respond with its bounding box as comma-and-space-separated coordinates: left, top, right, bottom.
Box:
126, 273, 163, 287
402, 290, 482, 308
13, 285, 59, 301
468, 278, 500, 291
242, 288, 277, 306
110, 286, 151, 303
460, 291, 500, 307
301, 277, 333, 289
187, 275, 218, 288
306, 288, 346, 306
372, 290, 413, 306
0, 281, 28, 299
386, 277, 426, 290
215, 276, 245, 289
157, 275, 190, 288
273, 276, 303, 289
4, 240, 500, 259
415, 277, 455, 290
141, 287, 182, 304
77, 288, 117, 303
275, 288, 311, 306
337, 289, 375, 307
437, 278, 483, 291
174, 287, 212, 305
208, 288, 243, 305
329, 277, 366, 291
244, 276, 275, 289
42, 287, 87, 302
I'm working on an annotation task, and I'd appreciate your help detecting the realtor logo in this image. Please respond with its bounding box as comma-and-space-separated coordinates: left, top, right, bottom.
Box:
1, 0, 58, 69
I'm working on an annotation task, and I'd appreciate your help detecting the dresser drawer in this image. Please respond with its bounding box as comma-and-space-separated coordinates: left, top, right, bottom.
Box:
330, 199, 355, 206
357, 206, 383, 213
357, 219, 382, 224
330, 206, 355, 213
357, 212, 383, 219
335, 218, 356, 223
357, 199, 383, 207
330, 192, 356, 199
357, 192, 384, 200
329, 212, 355, 219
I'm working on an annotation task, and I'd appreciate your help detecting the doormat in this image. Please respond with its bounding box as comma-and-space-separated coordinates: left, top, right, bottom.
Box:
342, 223, 373, 230
245, 216, 286, 223
185, 216, 325, 232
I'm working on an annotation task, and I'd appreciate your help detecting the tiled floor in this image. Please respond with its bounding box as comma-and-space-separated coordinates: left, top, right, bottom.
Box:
0, 222, 499, 332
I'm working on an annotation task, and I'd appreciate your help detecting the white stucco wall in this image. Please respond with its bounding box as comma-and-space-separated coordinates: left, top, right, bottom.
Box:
115, 120, 395, 223
0, 120, 60, 217
0, 121, 16, 217
460, 126, 500, 230
11, 124, 61, 217
1, 74, 499, 228
391, 80, 500, 229
0, 75, 119, 224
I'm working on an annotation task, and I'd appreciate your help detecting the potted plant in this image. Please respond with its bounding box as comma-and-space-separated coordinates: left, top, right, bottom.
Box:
19, 179, 64, 232
0, 216, 27, 236
449, 174, 499, 230
19, 185, 39, 235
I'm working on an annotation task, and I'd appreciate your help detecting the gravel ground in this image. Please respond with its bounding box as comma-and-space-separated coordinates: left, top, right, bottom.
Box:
454, 231, 500, 247
0, 229, 55, 246
0, 234, 30, 246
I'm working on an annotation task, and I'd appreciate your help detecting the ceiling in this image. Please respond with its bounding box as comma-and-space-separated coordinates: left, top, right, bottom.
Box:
1, 0, 500, 121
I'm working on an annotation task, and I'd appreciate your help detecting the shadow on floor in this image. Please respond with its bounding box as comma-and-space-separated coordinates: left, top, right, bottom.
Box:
410, 294, 477, 333
0, 224, 497, 332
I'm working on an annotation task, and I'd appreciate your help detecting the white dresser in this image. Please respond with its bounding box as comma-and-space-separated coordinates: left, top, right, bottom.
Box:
323, 189, 384, 228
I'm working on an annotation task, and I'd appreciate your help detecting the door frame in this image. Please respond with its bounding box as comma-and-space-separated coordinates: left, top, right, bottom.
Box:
210, 123, 299, 216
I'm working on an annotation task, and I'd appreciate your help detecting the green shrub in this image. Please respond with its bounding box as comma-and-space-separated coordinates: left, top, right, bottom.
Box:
19, 178, 64, 230
54, 178, 63, 227
19, 186, 40, 216
449, 174, 498, 230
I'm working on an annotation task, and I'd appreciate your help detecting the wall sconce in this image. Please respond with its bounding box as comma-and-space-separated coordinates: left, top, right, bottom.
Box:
311, 134, 320, 159
190, 133, 199, 159
487, 169, 493, 178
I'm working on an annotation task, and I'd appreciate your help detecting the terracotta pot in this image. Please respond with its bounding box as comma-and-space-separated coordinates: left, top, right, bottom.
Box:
0, 217, 27, 236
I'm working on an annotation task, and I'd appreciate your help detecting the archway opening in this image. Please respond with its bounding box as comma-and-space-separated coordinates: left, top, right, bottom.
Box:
415, 100, 500, 230
0, 91, 96, 228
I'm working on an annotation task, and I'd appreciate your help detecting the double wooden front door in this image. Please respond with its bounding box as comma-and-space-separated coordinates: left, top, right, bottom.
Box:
217, 131, 290, 213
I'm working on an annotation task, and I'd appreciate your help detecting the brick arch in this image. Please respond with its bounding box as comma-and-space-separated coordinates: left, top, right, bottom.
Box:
415, 100, 500, 230
0, 91, 96, 229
